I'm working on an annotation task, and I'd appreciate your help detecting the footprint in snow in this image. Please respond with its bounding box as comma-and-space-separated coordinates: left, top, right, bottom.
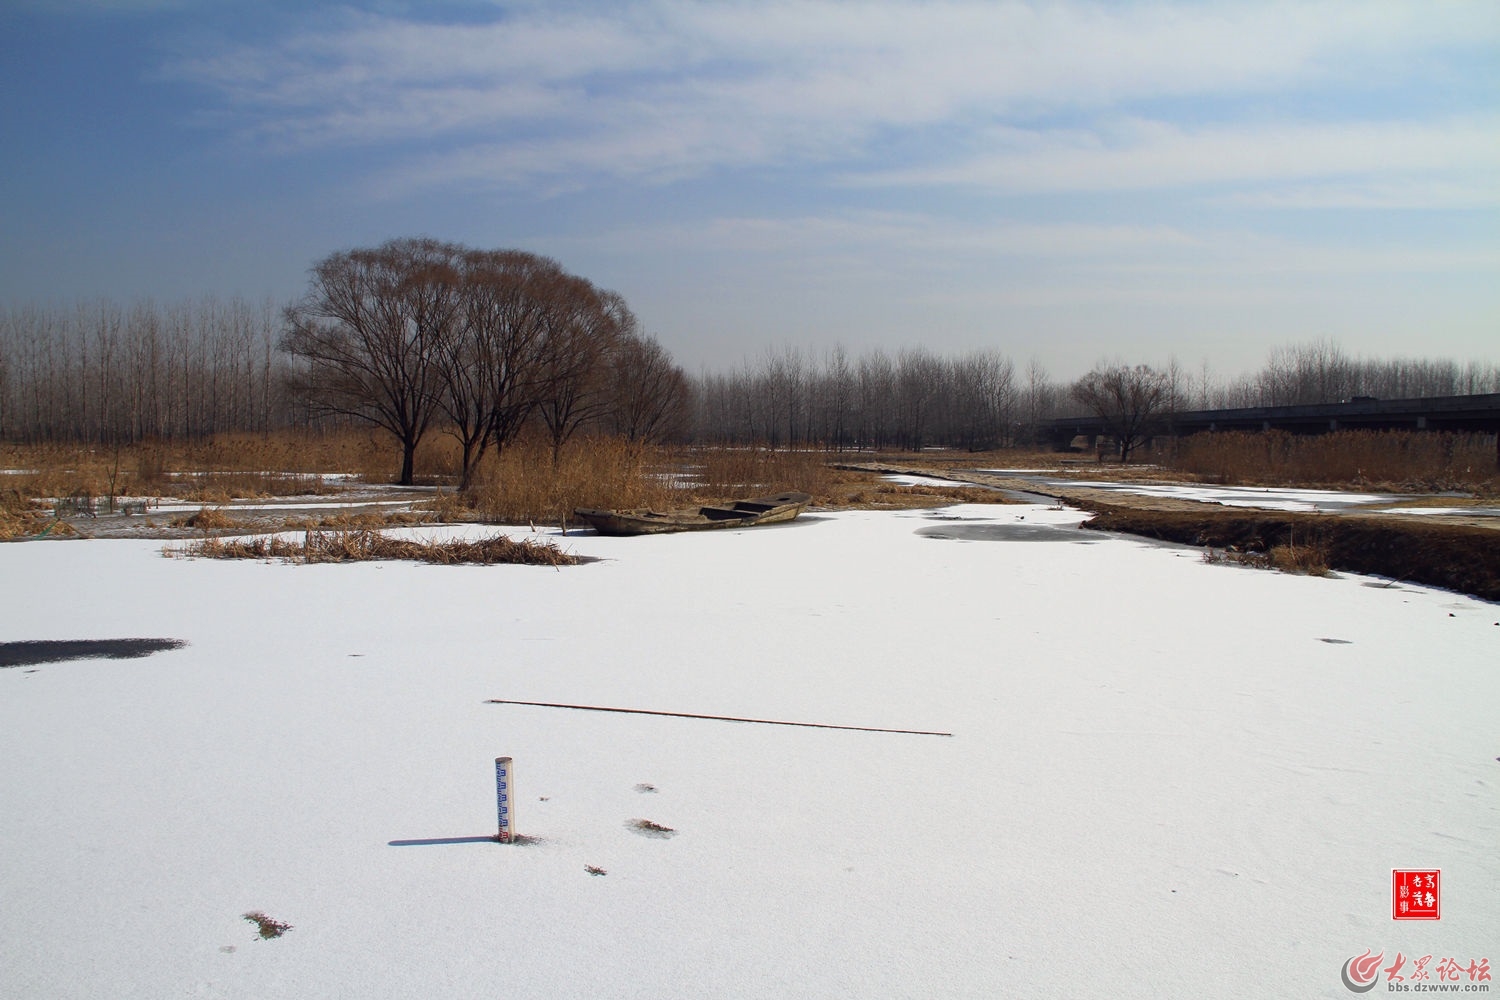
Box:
628, 819, 676, 839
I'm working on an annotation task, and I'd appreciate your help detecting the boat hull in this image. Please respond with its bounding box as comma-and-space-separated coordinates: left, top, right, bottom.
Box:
574, 492, 811, 537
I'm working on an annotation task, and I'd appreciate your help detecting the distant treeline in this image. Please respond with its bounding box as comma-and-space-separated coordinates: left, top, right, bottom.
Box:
1204, 341, 1500, 409
691, 347, 1058, 451
686, 341, 1500, 451
0, 297, 293, 443
4, 277, 1498, 460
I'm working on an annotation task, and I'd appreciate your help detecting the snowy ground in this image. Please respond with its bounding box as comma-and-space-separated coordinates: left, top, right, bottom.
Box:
1052, 480, 1404, 511
1379, 506, 1500, 519
145, 497, 425, 516
972, 471, 1411, 512
1, 503, 1495, 999
881, 472, 981, 489
26, 481, 442, 539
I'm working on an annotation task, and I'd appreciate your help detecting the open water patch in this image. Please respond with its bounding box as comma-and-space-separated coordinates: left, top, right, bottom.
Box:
917, 523, 1097, 543
0, 638, 188, 668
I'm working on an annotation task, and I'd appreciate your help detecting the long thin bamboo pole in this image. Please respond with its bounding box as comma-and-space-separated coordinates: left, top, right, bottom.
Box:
485, 698, 952, 737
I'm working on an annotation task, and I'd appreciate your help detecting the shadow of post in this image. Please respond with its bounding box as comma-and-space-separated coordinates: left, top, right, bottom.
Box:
387, 836, 500, 847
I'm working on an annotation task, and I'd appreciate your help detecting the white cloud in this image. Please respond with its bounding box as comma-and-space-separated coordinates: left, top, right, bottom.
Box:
1214, 178, 1500, 210
854, 116, 1500, 202
170, 0, 1499, 192
558, 209, 1500, 318
572, 211, 1201, 260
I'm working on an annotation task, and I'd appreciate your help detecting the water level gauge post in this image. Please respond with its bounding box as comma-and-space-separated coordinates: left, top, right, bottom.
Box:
495, 756, 514, 843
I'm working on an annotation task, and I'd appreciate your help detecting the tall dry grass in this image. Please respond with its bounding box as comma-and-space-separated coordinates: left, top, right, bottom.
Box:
462, 436, 673, 526
1, 429, 847, 526
0, 430, 404, 503
459, 438, 844, 525
687, 446, 839, 499
0, 486, 48, 539
157, 431, 390, 476
174, 529, 580, 566
1170, 430, 1499, 493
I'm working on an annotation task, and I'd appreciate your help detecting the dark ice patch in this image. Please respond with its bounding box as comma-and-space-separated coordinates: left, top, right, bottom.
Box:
0, 639, 188, 667
917, 523, 1092, 543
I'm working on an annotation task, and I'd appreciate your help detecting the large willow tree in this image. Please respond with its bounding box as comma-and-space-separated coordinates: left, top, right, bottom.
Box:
281, 238, 681, 487
282, 238, 460, 485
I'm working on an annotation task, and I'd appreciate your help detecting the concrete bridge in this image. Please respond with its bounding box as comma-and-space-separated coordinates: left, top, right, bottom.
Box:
1044, 392, 1500, 461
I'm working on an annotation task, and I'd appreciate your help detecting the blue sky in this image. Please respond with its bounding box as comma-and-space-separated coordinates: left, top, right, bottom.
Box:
2, 0, 1496, 379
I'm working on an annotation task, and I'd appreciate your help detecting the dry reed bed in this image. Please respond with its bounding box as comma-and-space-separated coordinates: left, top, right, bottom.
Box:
173, 529, 580, 567
0, 431, 389, 506
1079, 500, 1500, 602
462, 438, 843, 525
167, 507, 434, 533
842, 482, 1007, 508
5, 428, 1496, 502
1169, 429, 1499, 493
1201, 539, 1332, 576
0, 489, 55, 540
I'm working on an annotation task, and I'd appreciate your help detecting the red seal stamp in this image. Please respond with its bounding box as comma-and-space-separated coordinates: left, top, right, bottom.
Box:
1392, 870, 1439, 920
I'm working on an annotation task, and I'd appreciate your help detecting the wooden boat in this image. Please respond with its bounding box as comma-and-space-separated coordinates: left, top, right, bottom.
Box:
574, 492, 811, 537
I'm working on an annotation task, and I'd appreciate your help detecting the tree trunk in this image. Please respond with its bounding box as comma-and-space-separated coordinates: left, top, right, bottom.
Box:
458, 441, 477, 492
399, 439, 417, 486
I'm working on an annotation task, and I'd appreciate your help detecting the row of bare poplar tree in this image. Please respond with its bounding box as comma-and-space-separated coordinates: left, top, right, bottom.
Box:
690, 347, 1062, 451
687, 342, 1500, 452
1213, 341, 1500, 409
4, 237, 1498, 472
0, 297, 288, 445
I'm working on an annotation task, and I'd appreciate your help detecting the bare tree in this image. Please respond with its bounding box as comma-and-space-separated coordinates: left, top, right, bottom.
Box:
282, 239, 463, 484
1020, 357, 1060, 446
427, 249, 560, 489
1165, 355, 1184, 418
0, 318, 9, 440
689, 369, 745, 445
760, 345, 807, 448
1194, 358, 1213, 410
819, 343, 855, 450
895, 347, 943, 451
285, 240, 663, 488
1070, 363, 1171, 463
951, 349, 1016, 450
609, 332, 688, 444
855, 350, 896, 449
534, 284, 630, 466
